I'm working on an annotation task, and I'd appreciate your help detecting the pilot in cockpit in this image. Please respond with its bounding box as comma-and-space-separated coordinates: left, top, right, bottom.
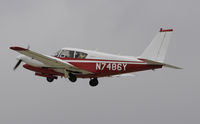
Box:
75, 51, 87, 59
54, 49, 87, 59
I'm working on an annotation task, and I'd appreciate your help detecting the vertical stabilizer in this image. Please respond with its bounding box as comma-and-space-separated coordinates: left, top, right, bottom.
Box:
140, 28, 173, 62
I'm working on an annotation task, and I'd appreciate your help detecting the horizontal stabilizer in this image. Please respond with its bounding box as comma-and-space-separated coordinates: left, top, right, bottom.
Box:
139, 58, 182, 69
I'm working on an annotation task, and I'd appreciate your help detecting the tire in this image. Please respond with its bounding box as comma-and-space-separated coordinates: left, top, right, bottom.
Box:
47, 77, 54, 82
68, 73, 77, 82
89, 78, 99, 87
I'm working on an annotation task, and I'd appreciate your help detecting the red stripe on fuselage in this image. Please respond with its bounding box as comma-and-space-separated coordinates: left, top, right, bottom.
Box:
77, 64, 162, 78
23, 60, 162, 78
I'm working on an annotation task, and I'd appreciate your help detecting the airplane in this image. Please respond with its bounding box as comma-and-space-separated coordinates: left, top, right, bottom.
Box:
10, 28, 181, 87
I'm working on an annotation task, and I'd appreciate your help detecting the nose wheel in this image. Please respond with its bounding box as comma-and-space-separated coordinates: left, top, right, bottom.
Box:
89, 78, 99, 87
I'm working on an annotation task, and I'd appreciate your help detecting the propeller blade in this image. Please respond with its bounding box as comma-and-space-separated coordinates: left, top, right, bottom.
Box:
13, 60, 22, 70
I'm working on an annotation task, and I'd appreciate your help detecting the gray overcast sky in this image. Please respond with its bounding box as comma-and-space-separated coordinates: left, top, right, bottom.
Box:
0, 0, 199, 124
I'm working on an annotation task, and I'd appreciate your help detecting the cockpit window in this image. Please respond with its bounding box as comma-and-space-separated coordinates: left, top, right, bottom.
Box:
59, 50, 74, 58
54, 49, 87, 59
75, 51, 87, 59
54, 50, 61, 57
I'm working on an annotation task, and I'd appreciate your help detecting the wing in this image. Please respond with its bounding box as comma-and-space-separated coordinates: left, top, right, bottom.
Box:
10, 46, 92, 75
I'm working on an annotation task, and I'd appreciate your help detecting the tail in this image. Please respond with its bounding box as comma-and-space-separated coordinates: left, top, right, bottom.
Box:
139, 28, 182, 69
140, 28, 173, 62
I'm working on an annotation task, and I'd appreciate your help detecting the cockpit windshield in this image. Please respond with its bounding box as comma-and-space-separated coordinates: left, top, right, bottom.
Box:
53, 50, 61, 57
54, 49, 87, 59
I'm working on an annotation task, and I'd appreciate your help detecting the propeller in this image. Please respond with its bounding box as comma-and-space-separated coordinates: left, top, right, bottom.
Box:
13, 60, 22, 71
12, 45, 29, 71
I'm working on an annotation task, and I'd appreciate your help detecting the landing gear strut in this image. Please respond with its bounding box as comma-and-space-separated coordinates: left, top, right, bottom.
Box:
68, 73, 77, 82
89, 78, 99, 87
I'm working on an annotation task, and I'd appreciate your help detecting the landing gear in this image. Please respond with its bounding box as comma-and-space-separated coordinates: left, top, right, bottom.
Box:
46, 77, 54, 82
68, 73, 77, 82
89, 78, 99, 87
46, 76, 57, 82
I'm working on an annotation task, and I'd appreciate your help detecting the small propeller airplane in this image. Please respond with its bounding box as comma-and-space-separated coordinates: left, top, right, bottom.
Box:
10, 28, 181, 87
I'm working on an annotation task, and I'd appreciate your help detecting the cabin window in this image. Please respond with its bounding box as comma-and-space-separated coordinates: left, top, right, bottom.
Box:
59, 50, 74, 58
75, 51, 87, 59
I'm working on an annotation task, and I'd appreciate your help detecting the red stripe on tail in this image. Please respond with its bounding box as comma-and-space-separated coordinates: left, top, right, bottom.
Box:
160, 28, 173, 32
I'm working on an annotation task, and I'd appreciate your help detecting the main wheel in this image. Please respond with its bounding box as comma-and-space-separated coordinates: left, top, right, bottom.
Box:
68, 73, 77, 82
89, 78, 99, 87
47, 77, 54, 82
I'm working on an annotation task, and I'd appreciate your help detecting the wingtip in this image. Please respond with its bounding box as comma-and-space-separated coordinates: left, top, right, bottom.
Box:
177, 67, 183, 69
10, 46, 28, 51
